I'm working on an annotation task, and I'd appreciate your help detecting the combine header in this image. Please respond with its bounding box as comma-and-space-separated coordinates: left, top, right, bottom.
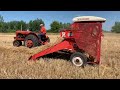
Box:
29, 16, 106, 67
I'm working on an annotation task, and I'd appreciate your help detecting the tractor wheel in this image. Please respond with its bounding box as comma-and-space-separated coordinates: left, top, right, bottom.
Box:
24, 34, 39, 48
70, 52, 87, 67
13, 40, 22, 47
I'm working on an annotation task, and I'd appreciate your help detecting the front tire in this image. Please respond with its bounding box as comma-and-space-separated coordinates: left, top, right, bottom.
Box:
70, 52, 87, 67
13, 40, 22, 47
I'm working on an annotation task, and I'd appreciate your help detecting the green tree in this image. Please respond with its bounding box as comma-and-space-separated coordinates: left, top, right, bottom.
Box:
62, 23, 71, 29
8, 21, 18, 30
59, 22, 63, 29
2, 22, 9, 32
50, 21, 71, 33
6, 21, 27, 32
0, 15, 4, 32
0, 15, 45, 33
16, 20, 27, 30
111, 22, 120, 33
50, 21, 61, 33
29, 18, 44, 32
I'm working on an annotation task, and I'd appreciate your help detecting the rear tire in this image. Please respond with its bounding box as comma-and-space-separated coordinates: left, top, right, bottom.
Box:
70, 52, 87, 67
24, 34, 39, 48
13, 40, 22, 47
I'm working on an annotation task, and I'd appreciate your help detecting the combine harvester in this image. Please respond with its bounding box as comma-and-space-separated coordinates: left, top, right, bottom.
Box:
29, 16, 106, 67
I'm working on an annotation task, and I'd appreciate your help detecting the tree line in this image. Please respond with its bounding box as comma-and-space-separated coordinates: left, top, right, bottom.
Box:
111, 22, 120, 33
1, 14, 119, 33
0, 15, 70, 33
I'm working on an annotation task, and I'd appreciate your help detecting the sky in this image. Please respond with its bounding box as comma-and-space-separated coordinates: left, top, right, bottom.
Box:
0, 11, 120, 31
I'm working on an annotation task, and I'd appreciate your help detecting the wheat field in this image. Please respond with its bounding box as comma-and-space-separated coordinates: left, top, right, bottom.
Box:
0, 32, 120, 79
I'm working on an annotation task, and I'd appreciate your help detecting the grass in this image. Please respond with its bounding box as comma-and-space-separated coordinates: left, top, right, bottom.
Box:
0, 32, 120, 79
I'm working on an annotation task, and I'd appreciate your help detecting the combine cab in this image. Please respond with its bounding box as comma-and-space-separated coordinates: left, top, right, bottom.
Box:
13, 30, 50, 48
28, 16, 106, 67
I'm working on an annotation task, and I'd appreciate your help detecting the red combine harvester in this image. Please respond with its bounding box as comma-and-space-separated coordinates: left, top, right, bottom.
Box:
29, 16, 106, 67
13, 30, 50, 48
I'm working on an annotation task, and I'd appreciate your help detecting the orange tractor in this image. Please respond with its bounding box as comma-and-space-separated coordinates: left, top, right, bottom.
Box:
13, 30, 50, 48
28, 16, 106, 67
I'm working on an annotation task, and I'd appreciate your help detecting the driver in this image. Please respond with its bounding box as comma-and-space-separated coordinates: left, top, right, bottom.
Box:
38, 24, 47, 42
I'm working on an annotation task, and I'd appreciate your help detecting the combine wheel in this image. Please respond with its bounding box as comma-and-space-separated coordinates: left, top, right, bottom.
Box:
70, 52, 87, 67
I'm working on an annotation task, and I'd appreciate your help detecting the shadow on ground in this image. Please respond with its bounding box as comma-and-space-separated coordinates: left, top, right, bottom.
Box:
40, 51, 71, 61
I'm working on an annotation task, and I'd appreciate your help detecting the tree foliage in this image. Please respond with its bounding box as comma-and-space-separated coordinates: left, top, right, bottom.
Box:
0, 15, 4, 32
0, 15, 71, 33
0, 15, 45, 33
49, 21, 71, 33
50, 21, 61, 33
29, 18, 44, 32
111, 22, 120, 33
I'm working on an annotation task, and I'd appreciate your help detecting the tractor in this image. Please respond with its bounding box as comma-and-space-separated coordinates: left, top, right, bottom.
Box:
28, 16, 106, 67
13, 30, 50, 48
